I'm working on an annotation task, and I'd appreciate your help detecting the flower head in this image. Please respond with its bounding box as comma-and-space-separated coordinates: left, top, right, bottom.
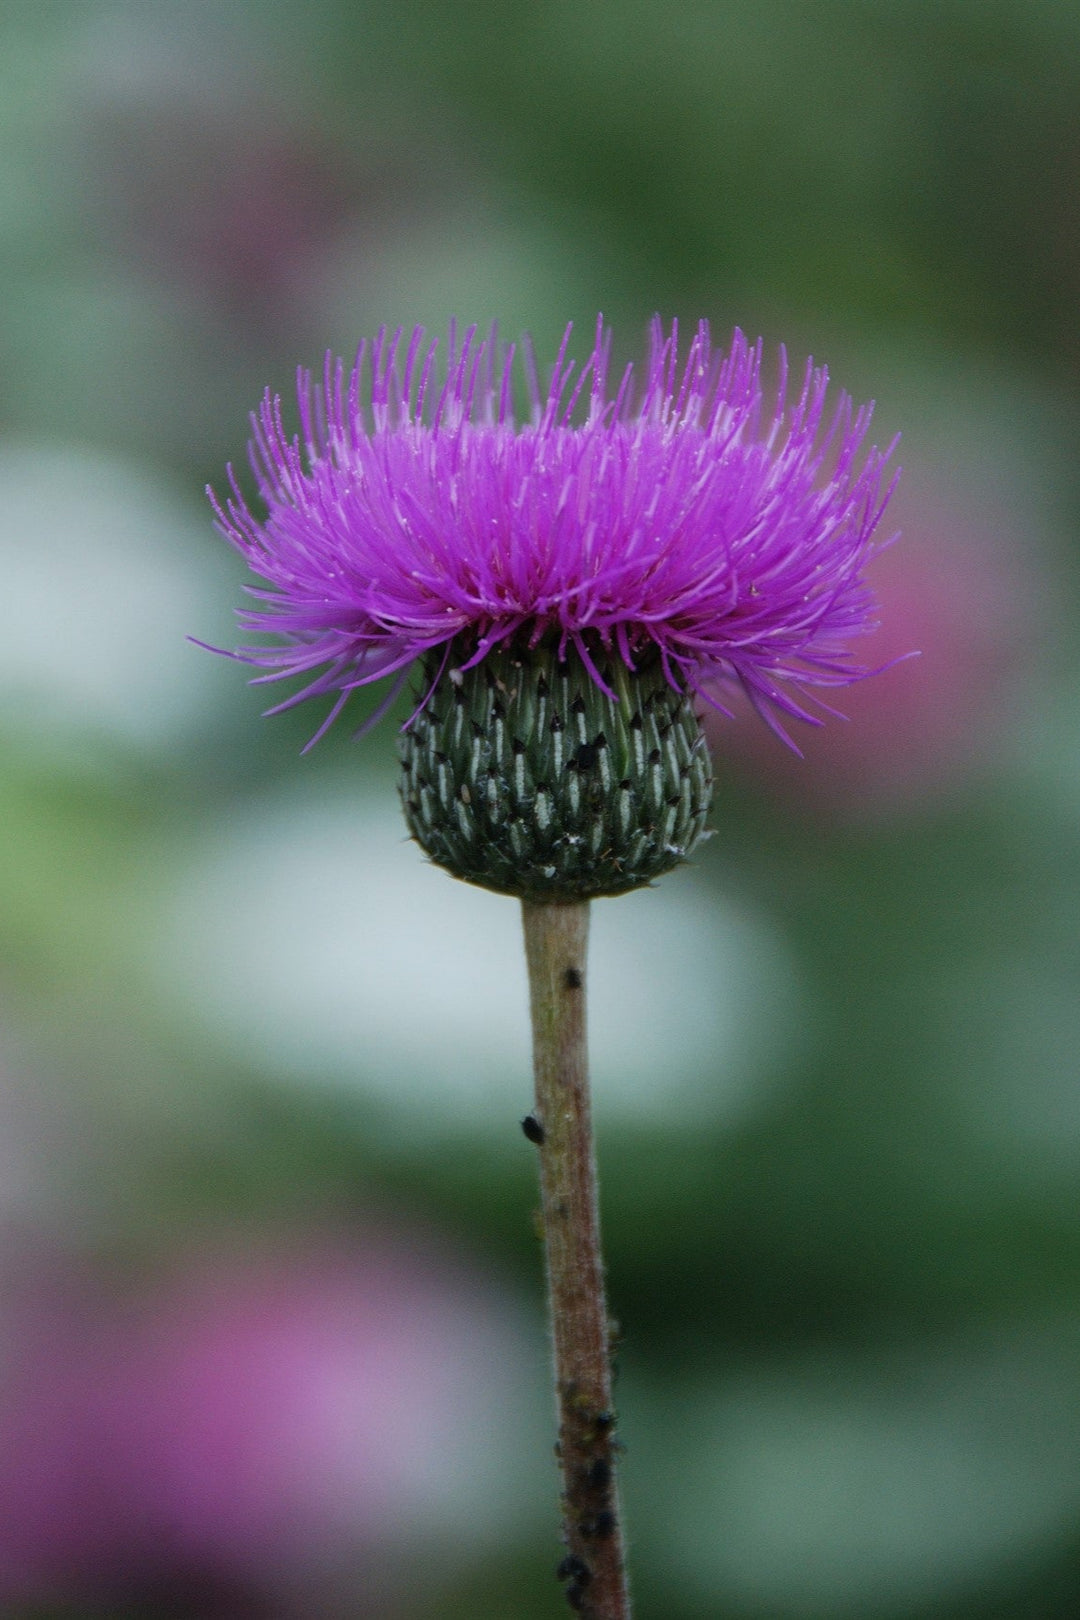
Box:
210, 317, 898, 750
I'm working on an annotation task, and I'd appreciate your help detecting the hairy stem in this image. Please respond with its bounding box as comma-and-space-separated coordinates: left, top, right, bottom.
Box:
522, 899, 630, 1620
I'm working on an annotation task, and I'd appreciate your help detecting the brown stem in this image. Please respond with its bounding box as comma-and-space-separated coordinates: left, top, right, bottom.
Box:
521, 898, 631, 1620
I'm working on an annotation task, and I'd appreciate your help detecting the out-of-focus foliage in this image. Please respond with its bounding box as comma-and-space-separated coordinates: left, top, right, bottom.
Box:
1, 2, 1079, 1616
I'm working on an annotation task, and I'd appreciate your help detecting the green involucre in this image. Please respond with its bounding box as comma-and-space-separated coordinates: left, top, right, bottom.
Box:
399, 642, 713, 900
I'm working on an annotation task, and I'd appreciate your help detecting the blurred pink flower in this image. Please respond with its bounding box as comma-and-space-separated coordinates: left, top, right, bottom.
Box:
0, 1228, 529, 1615
93, 103, 360, 323
78, 19, 418, 330
705, 485, 1038, 815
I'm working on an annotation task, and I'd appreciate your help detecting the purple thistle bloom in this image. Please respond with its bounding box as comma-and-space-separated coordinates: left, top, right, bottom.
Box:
209, 317, 898, 749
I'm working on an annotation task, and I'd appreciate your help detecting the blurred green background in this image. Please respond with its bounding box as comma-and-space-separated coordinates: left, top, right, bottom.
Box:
1, 2, 1080, 1616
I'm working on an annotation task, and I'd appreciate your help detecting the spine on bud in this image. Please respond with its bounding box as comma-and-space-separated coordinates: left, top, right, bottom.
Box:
399, 641, 713, 900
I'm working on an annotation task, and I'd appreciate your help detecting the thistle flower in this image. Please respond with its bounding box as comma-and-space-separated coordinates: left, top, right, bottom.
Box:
207, 318, 901, 1618
210, 317, 897, 898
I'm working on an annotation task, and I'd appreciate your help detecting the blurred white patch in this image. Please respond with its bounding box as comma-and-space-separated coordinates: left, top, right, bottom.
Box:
0, 442, 237, 752
634, 1324, 1080, 1615
157, 785, 802, 1133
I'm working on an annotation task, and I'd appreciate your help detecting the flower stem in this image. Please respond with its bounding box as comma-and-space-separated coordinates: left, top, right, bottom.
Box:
522, 898, 631, 1620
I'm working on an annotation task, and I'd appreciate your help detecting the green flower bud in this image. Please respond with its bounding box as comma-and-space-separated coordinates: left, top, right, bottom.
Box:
399, 641, 713, 900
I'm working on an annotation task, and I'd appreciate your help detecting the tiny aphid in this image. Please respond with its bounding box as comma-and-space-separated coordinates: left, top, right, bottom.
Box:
521, 1114, 545, 1145
556, 1554, 589, 1584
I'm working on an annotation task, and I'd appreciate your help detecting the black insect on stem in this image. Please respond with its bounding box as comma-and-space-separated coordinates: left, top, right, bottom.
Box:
557, 1553, 592, 1612
556, 1554, 590, 1584
521, 1113, 546, 1145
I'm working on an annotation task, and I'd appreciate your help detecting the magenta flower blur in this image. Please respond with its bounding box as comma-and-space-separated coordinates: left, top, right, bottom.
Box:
210, 317, 898, 748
